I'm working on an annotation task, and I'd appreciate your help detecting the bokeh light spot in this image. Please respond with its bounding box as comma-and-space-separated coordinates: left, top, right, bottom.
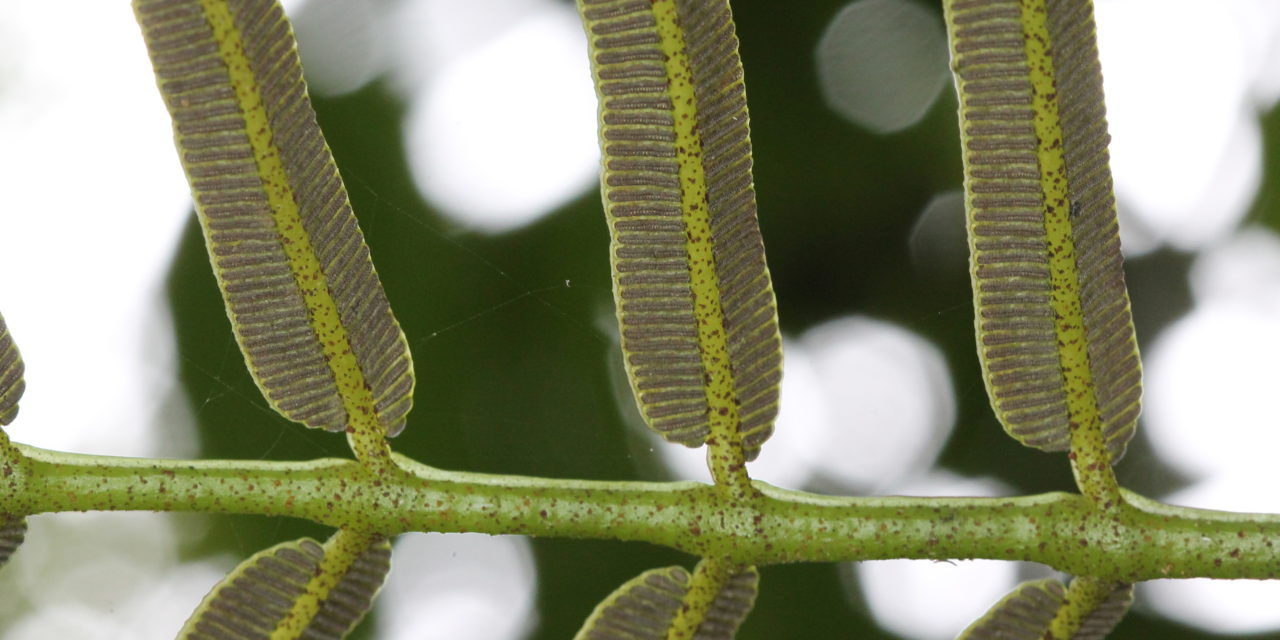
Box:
288, 0, 386, 97
1145, 230, 1280, 478
378, 533, 537, 640
1145, 577, 1280, 635
815, 0, 950, 134
909, 189, 968, 283
0, 514, 230, 640
1096, 0, 1268, 252
793, 316, 956, 492
402, 6, 598, 233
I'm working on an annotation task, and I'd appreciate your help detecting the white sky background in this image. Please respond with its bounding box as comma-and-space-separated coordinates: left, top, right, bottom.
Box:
1, 0, 1280, 639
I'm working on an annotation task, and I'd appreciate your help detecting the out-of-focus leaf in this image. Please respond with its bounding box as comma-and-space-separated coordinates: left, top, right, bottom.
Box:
943, 0, 1141, 471
177, 530, 391, 640
0, 315, 26, 572
132, 0, 414, 441
0, 312, 25, 426
576, 0, 783, 467
0, 515, 27, 572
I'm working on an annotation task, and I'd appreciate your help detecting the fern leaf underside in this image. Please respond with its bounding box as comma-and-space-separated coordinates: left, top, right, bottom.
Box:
945, 0, 1141, 463
574, 563, 759, 640
177, 532, 391, 640
0, 315, 27, 571
960, 577, 1132, 639
578, 0, 782, 463
0, 313, 24, 426
133, 0, 414, 438
0, 515, 26, 571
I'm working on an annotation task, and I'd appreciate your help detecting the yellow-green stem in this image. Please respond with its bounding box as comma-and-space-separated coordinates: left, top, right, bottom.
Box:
5, 443, 1280, 582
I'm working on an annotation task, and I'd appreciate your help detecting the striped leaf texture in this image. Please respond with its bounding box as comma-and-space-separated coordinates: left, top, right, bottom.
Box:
300, 535, 392, 639
574, 564, 759, 640
0, 516, 27, 571
577, 0, 783, 462
944, 0, 1141, 462
574, 566, 687, 640
1070, 580, 1133, 640
0, 312, 24, 426
688, 567, 759, 639
133, 0, 414, 438
959, 577, 1132, 639
178, 532, 391, 640
960, 578, 1064, 639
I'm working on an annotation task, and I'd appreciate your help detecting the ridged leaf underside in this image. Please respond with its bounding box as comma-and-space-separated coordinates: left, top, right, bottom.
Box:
0, 313, 24, 425
179, 538, 325, 639
960, 577, 1132, 639
178, 534, 391, 640
946, 0, 1140, 461
960, 578, 1064, 639
1069, 581, 1132, 639
0, 516, 27, 570
300, 537, 391, 639
574, 565, 759, 640
578, 0, 782, 461
691, 568, 759, 639
1041, 0, 1141, 460
133, 0, 414, 437
0, 316, 24, 566
575, 566, 688, 640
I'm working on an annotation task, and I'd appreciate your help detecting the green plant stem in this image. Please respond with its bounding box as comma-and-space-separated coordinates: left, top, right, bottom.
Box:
5, 443, 1279, 582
